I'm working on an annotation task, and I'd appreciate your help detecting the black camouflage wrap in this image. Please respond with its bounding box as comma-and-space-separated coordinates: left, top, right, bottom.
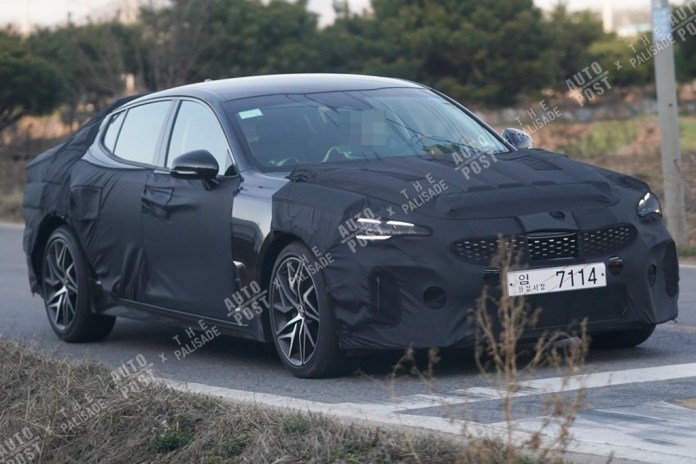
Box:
23, 100, 679, 351
272, 151, 679, 350
23, 96, 141, 294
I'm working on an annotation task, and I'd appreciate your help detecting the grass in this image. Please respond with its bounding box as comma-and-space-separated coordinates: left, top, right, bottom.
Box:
379, 244, 592, 464
153, 415, 196, 453
559, 119, 638, 157
680, 117, 696, 152
470, 246, 589, 462
678, 245, 696, 257
0, 337, 555, 464
221, 436, 247, 456
282, 416, 311, 434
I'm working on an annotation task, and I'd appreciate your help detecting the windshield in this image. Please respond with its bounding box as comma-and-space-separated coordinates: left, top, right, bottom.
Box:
224, 87, 509, 172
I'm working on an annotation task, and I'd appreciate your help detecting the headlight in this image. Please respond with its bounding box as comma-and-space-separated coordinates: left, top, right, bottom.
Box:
355, 218, 431, 240
637, 191, 662, 218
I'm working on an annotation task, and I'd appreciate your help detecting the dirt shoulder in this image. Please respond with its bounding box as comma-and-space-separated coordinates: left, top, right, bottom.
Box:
0, 338, 546, 464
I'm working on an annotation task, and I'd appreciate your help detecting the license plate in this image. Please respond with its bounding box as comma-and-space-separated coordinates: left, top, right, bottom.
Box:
506, 263, 607, 296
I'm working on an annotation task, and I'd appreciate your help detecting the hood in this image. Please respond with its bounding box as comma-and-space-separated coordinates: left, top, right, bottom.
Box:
287, 149, 621, 220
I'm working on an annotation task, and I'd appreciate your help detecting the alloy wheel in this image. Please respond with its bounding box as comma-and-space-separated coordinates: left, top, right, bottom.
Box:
43, 238, 78, 331
271, 256, 320, 366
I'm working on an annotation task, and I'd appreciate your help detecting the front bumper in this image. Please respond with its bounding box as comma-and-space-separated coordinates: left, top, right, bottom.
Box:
326, 227, 679, 351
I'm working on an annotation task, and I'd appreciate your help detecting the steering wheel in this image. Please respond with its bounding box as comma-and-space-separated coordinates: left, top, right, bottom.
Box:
276, 157, 302, 167
321, 146, 352, 163
321, 145, 364, 163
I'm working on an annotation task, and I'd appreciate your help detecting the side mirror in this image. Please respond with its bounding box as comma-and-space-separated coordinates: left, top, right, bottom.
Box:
170, 150, 219, 180
502, 128, 533, 150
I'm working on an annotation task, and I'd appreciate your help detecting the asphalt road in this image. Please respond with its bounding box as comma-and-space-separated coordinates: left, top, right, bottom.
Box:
2, 222, 696, 463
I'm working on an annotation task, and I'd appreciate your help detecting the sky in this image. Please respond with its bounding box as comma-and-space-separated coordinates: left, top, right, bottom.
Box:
0, 0, 655, 31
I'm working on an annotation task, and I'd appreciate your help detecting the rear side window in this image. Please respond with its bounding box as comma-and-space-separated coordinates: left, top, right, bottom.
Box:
111, 101, 171, 165
103, 111, 125, 152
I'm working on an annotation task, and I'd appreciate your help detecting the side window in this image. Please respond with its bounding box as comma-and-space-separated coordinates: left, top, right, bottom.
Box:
102, 111, 125, 152
167, 101, 230, 174
112, 101, 171, 165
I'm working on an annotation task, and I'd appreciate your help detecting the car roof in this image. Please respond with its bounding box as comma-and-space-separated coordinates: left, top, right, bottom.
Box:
133, 74, 425, 103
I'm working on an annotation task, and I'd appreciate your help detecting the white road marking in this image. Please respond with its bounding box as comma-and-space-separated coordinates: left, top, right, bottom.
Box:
506, 401, 696, 464
657, 324, 696, 334
455, 363, 696, 401
160, 362, 696, 464
382, 363, 696, 411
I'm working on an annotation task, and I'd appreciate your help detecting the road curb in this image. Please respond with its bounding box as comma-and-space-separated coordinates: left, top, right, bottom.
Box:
160, 377, 694, 464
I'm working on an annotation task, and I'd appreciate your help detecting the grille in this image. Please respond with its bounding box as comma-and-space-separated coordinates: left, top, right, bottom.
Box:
452, 224, 638, 265
527, 232, 579, 261
451, 236, 525, 266
580, 224, 637, 258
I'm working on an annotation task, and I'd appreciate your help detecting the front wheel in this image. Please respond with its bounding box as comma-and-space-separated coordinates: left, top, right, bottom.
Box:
268, 242, 349, 378
41, 226, 115, 342
591, 324, 656, 349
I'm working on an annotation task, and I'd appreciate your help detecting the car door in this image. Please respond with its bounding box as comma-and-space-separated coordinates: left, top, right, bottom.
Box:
140, 99, 240, 321
74, 100, 174, 301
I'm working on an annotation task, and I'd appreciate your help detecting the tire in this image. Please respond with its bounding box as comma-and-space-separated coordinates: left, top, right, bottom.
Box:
268, 242, 350, 378
41, 226, 115, 342
591, 324, 656, 349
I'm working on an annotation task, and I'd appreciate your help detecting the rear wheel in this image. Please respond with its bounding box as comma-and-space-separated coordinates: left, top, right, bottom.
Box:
268, 242, 349, 378
591, 324, 656, 349
41, 226, 115, 342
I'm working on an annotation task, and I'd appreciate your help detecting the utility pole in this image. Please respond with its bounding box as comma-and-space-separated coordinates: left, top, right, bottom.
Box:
22, 0, 31, 35
652, 0, 688, 246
